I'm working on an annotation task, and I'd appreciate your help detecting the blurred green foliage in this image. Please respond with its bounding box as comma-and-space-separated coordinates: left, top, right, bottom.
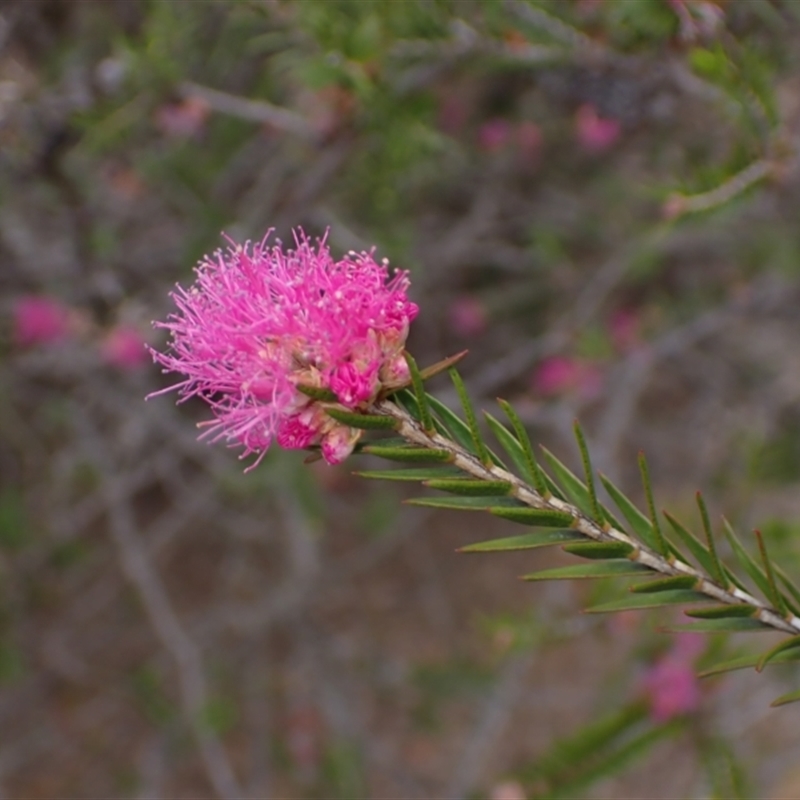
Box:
0, 489, 28, 550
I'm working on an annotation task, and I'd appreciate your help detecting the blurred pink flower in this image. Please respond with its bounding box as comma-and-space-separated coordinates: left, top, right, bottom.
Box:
575, 104, 621, 153
642, 656, 701, 722
448, 296, 487, 338
642, 634, 705, 722
478, 118, 512, 152
155, 96, 210, 139
13, 295, 71, 347
532, 356, 602, 399
150, 229, 418, 467
516, 121, 543, 165
102, 324, 148, 370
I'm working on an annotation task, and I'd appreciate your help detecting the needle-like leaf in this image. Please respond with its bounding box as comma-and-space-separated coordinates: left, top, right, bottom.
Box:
450, 369, 491, 465
403, 351, 433, 432
637, 452, 668, 556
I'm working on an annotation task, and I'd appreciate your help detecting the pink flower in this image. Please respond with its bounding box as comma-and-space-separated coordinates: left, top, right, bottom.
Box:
478, 118, 512, 152
575, 104, 621, 153
150, 230, 418, 467
321, 423, 363, 465
642, 656, 701, 722
641, 634, 705, 722
13, 295, 71, 347
533, 357, 579, 396
448, 296, 487, 338
102, 324, 148, 370
532, 356, 602, 399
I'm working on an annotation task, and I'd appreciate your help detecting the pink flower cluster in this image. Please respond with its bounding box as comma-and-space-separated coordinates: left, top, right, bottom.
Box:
150, 230, 418, 467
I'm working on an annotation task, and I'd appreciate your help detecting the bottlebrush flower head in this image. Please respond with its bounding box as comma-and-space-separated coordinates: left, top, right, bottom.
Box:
149, 229, 418, 467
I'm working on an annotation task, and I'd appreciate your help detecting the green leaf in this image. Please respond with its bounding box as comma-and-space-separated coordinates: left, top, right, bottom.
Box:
358, 436, 406, 448
685, 604, 758, 619
496, 399, 548, 495
426, 394, 473, 450
755, 529, 787, 615
406, 495, 522, 510
483, 413, 531, 480
296, 384, 338, 401
663, 512, 745, 591
458, 529, 584, 553
771, 688, 800, 707
573, 421, 602, 520
423, 478, 512, 496
722, 518, 776, 604
325, 408, 399, 430
541, 470, 566, 502
696, 493, 727, 588
517, 703, 680, 798
404, 351, 433, 431
698, 647, 800, 678
554, 722, 677, 795
698, 652, 762, 677
756, 635, 800, 672
669, 618, 772, 633
390, 388, 422, 420
362, 445, 453, 462
540, 447, 594, 517
630, 575, 698, 594
516, 704, 648, 788
450, 369, 491, 465
523, 561, 650, 581
488, 507, 574, 527
599, 473, 660, 553
428, 395, 504, 466
637, 452, 669, 556
562, 541, 634, 559
775, 568, 800, 616
585, 590, 710, 613
355, 466, 463, 481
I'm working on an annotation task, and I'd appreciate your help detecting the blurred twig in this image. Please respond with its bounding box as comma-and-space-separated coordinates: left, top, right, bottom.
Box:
665, 159, 776, 218
73, 409, 244, 800
178, 81, 314, 140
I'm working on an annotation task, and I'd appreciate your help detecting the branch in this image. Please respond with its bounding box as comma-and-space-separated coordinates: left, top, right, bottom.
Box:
178, 81, 314, 140
371, 398, 800, 638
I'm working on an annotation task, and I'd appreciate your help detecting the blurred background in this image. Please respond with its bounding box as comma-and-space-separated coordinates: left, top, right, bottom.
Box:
5, 1, 800, 797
